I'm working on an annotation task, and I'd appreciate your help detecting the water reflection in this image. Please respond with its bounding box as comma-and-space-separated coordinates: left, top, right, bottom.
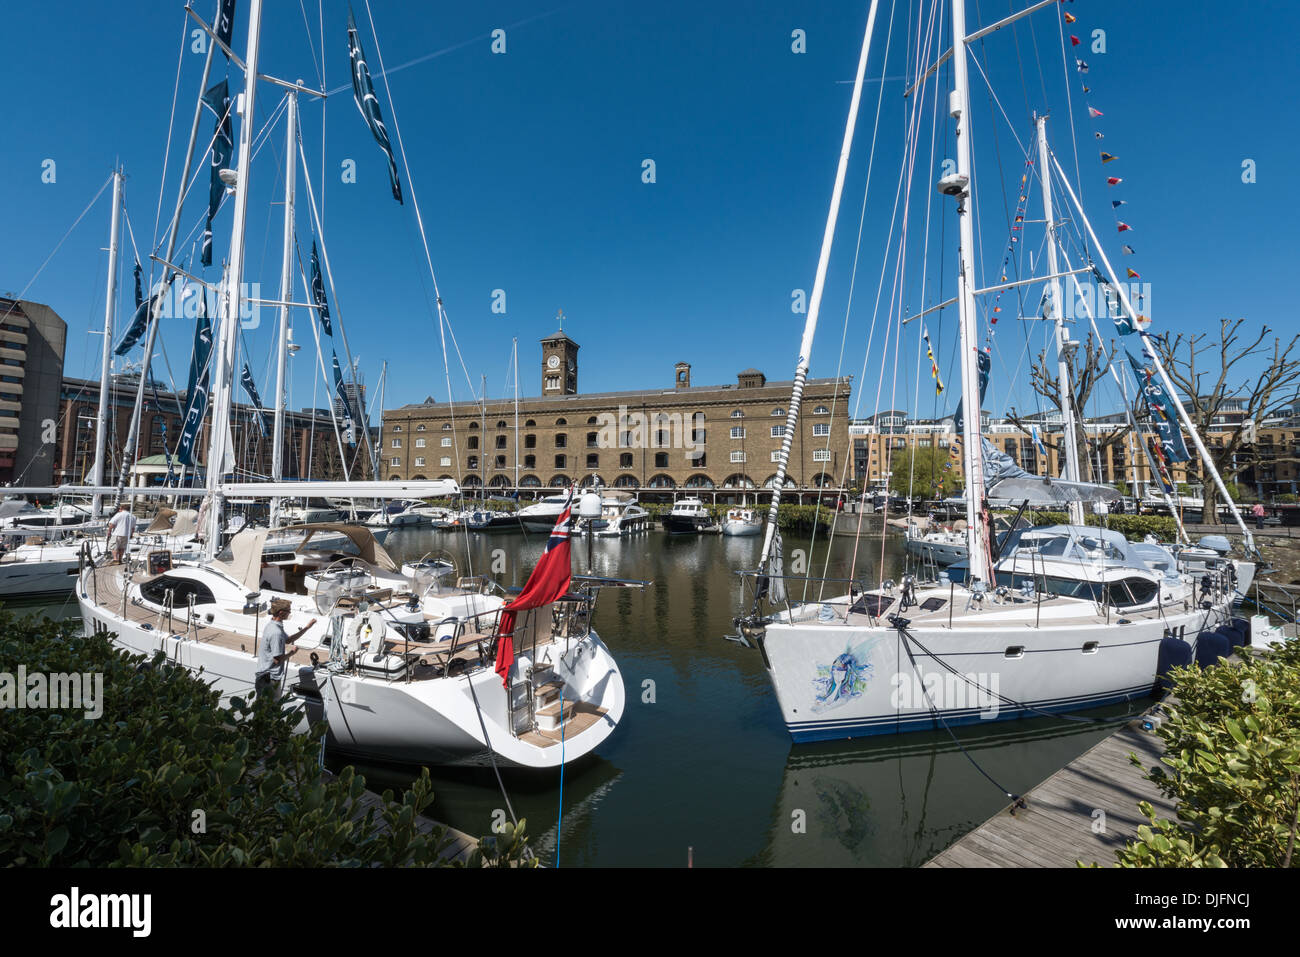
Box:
342, 525, 1132, 866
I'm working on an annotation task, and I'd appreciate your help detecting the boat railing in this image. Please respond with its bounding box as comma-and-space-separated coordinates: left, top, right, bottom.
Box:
734, 569, 875, 622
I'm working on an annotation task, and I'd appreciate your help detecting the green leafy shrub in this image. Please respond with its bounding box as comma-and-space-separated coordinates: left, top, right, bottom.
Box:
1113, 638, 1300, 867
0, 613, 535, 867
1030, 510, 1177, 540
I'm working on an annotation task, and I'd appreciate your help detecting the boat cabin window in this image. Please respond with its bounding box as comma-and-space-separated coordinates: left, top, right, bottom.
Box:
1106, 577, 1159, 607
140, 575, 216, 608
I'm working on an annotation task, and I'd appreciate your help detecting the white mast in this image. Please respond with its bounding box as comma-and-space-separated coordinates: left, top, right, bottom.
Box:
758, 0, 880, 573
1035, 115, 1084, 526
270, 88, 297, 530
203, 0, 264, 557
1050, 151, 1257, 555
115, 11, 220, 504
513, 337, 520, 491
91, 167, 124, 519
949, 0, 992, 582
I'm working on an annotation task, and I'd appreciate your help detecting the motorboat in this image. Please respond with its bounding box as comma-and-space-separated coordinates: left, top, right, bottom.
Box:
588, 492, 651, 537
721, 507, 763, 537
661, 497, 717, 535
518, 494, 571, 533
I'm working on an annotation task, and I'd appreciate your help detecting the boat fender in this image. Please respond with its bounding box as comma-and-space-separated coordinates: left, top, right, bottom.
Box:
1194, 630, 1230, 669
1155, 634, 1193, 683
1228, 616, 1251, 647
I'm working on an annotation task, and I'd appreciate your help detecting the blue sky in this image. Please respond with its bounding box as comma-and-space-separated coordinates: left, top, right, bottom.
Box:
1, 1, 1292, 425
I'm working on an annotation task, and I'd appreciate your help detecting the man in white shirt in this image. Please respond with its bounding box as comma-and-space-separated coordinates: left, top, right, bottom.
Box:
105, 504, 137, 563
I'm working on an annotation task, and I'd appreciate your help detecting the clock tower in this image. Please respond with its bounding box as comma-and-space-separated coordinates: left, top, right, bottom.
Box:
541, 325, 579, 395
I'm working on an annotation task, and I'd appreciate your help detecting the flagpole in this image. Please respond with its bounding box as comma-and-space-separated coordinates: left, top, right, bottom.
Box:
1035, 116, 1084, 526
91, 168, 123, 519
270, 88, 297, 529
1050, 152, 1257, 556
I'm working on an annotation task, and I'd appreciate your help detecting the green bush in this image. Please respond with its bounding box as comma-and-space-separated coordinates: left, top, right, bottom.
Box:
1030, 510, 1177, 540
1111, 638, 1300, 867
0, 612, 535, 867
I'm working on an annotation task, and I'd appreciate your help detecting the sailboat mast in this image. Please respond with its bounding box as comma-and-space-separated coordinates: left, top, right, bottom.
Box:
757, 0, 880, 571
203, 0, 264, 556
270, 88, 298, 529
1049, 152, 1257, 555
480, 374, 486, 495
513, 337, 520, 491
949, 0, 992, 581
1035, 115, 1084, 525
92, 168, 124, 519
115, 17, 219, 505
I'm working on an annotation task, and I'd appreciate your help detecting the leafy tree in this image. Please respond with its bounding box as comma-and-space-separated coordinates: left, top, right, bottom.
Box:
886, 444, 961, 498
1112, 637, 1300, 867
0, 613, 535, 867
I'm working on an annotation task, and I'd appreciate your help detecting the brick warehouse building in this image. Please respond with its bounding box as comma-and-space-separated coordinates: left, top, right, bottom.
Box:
381, 331, 853, 502
54, 376, 371, 487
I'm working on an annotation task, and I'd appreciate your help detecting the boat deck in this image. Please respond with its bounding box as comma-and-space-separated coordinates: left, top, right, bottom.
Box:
85, 564, 499, 675
517, 702, 610, 749
782, 588, 1195, 631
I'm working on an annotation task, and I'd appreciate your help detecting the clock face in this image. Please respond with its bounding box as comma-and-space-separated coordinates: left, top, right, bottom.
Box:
548, 355, 560, 369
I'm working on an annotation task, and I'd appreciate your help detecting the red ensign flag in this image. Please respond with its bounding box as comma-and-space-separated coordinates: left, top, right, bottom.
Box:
493, 489, 576, 687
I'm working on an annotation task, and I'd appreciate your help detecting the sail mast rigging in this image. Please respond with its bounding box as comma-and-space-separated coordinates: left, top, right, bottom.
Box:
758, 0, 881, 579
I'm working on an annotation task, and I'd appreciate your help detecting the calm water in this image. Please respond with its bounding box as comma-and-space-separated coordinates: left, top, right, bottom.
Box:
339, 524, 1136, 867
14, 524, 1139, 866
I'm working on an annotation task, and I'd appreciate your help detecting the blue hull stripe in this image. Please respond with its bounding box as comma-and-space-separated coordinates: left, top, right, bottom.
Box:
787, 683, 1155, 742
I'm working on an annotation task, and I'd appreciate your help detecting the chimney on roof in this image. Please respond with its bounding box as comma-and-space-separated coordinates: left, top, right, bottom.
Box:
675, 362, 691, 390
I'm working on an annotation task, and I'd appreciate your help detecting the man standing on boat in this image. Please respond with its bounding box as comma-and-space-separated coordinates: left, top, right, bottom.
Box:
105, 503, 137, 563
255, 599, 316, 697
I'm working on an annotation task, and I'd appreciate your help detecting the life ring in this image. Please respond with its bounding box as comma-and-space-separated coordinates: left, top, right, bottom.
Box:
347, 608, 388, 654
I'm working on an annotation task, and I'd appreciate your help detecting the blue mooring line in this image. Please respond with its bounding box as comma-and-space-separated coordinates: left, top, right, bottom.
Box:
556, 685, 566, 868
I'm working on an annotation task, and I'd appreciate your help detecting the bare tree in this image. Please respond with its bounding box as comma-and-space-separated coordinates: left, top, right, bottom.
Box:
1152, 319, 1300, 515
1007, 330, 1131, 480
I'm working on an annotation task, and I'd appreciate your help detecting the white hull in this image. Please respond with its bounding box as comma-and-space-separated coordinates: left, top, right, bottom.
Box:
904, 535, 966, 566
77, 562, 622, 769
0, 556, 83, 596
759, 595, 1227, 741
722, 520, 762, 537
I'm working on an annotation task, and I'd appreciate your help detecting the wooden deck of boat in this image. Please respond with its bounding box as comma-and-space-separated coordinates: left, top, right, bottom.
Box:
925, 717, 1176, 868
517, 702, 609, 748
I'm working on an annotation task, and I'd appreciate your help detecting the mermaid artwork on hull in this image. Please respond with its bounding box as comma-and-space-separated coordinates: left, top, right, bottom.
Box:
811, 639, 879, 713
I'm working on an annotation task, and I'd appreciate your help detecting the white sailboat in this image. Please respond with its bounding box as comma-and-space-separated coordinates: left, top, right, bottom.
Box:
77, 1, 628, 768
733, 0, 1246, 742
